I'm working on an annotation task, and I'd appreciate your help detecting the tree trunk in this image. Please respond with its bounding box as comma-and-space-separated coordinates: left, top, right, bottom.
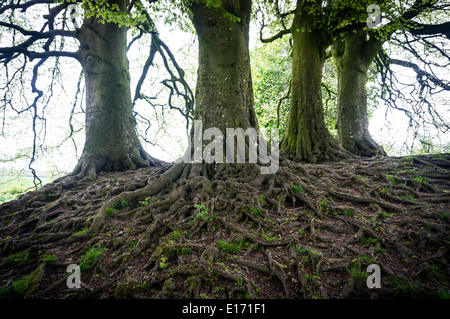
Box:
187, 0, 259, 163
74, 2, 162, 179
333, 30, 386, 157
280, 10, 347, 163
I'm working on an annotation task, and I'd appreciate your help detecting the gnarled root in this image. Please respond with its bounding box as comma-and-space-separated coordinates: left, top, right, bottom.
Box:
0, 154, 449, 299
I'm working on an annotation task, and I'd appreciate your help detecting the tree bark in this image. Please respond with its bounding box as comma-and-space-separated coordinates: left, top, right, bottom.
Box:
333, 30, 386, 157
280, 10, 347, 163
74, 0, 162, 179
187, 0, 259, 162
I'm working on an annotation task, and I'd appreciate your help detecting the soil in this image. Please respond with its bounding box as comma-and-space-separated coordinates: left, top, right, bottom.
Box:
0, 153, 449, 299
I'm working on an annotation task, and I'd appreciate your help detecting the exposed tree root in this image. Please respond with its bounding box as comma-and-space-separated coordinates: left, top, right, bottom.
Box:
344, 136, 387, 158
0, 154, 449, 299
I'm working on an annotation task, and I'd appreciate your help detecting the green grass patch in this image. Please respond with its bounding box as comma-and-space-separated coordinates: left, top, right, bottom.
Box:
80, 246, 105, 272
345, 262, 368, 288
218, 240, 245, 254
359, 235, 379, 245
194, 203, 215, 222
388, 275, 420, 297
5, 251, 29, 265
42, 254, 58, 263
291, 183, 303, 193
74, 226, 89, 235
106, 207, 116, 218
112, 198, 129, 209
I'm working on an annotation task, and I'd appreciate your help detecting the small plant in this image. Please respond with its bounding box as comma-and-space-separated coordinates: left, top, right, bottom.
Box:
296, 246, 309, 255
427, 262, 447, 282
388, 275, 419, 297
359, 175, 369, 183
75, 226, 89, 235
386, 174, 401, 185
303, 274, 320, 281
319, 197, 329, 211
343, 209, 354, 217
437, 289, 450, 299
194, 203, 215, 222
159, 257, 168, 269
262, 232, 278, 242
235, 278, 244, 287
138, 196, 151, 206
374, 247, 388, 254
359, 235, 379, 245
412, 176, 426, 184
291, 183, 303, 193
106, 207, 116, 218
356, 255, 377, 264
248, 206, 261, 216
12, 275, 32, 296
345, 262, 368, 287
5, 251, 29, 265
80, 246, 105, 272
257, 195, 265, 205
218, 240, 243, 254
42, 254, 58, 263
182, 248, 192, 255
436, 210, 449, 221
112, 197, 129, 209
129, 241, 138, 251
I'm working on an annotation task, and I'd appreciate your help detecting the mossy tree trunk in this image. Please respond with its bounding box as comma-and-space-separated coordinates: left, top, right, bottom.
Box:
74, 0, 161, 179
333, 30, 386, 157
280, 10, 347, 163
187, 0, 259, 163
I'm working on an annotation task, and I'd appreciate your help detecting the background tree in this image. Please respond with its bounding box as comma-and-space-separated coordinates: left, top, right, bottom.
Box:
333, 0, 450, 157
259, 0, 449, 161
0, 0, 193, 184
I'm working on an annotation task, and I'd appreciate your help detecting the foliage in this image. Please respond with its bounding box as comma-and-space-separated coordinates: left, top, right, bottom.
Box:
194, 203, 215, 222
80, 246, 105, 272
218, 240, 247, 254
251, 36, 291, 139
5, 251, 29, 265
60, 0, 146, 28
112, 198, 129, 209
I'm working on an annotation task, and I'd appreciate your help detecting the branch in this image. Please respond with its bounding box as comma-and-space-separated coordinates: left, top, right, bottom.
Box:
132, 1, 194, 124
260, 28, 291, 43
407, 21, 450, 39
0, 47, 79, 63
0, 21, 77, 39
0, 0, 56, 14
385, 55, 450, 91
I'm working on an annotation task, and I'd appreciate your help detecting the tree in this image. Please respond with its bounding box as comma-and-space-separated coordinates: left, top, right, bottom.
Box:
280, 4, 351, 163
0, 0, 192, 183
259, 0, 356, 162
259, 0, 449, 160
75, 0, 163, 180
333, 0, 450, 157
188, 0, 257, 134
332, 28, 386, 157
